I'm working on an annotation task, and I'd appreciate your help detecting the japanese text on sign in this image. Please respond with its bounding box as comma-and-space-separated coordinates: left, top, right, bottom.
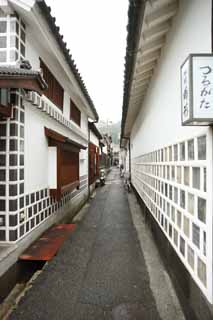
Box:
193, 56, 213, 118
181, 59, 190, 122
199, 65, 213, 110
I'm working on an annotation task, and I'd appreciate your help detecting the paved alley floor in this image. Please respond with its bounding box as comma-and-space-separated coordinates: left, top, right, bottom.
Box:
9, 169, 184, 320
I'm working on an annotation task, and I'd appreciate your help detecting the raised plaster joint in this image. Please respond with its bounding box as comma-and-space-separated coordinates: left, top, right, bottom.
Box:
8, 0, 35, 12
0, 0, 14, 14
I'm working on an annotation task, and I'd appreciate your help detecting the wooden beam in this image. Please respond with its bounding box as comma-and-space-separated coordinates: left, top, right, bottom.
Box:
133, 70, 153, 84
143, 21, 171, 42
132, 86, 147, 95
145, 1, 178, 27
129, 96, 143, 106
137, 49, 161, 66
0, 78, 42, 96
136, 61, 156, 75
141, 36, 165, 55
130, 90, 145, 100
44, 127, 87, 150
134, 79, 149, 90
45, 127, 66, 144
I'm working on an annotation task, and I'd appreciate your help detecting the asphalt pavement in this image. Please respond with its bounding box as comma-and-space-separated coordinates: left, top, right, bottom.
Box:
10, 168, 162, 320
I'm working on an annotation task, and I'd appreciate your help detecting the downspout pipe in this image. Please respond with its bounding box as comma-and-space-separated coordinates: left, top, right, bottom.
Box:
88, 124, 90, 199
122, 136, 131, 182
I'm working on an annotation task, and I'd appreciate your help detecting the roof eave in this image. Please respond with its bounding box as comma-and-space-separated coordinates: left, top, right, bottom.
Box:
121, 0, 145, 139
36, 0, 99, 121
121, 0, 179, 138
89, 122, 103, 140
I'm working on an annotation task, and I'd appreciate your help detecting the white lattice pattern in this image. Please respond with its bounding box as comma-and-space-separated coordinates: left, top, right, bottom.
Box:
132, 132, 213, 302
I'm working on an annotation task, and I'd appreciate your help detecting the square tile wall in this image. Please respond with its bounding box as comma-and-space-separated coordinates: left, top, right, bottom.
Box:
0, 89, 88, 243
132, 133, 212, 302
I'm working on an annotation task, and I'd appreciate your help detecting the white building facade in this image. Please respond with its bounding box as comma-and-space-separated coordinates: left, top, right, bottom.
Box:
121, 0, 213, 318
0, 0, 98, 277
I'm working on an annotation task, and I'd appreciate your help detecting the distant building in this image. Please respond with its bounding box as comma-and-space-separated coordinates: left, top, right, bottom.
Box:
88, 122, 102, 192
111, 143, 120, 165
121, 0, 213, 318
102, 134, 113, 167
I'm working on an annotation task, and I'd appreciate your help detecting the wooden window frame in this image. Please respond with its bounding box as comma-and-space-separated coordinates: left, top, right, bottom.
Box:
45, 127, 86, 200
54, 146, 80, 199
40, 58, 64, 111
70, 99, 81, 126
89, 142, 99, 185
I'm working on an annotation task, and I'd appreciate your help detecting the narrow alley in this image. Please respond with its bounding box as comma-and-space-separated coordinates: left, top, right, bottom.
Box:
1, 1, 213, 319
8, 168, 184, 320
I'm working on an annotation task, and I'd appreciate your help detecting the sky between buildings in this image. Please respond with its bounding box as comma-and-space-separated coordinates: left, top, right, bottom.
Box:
45, 0, 129, 123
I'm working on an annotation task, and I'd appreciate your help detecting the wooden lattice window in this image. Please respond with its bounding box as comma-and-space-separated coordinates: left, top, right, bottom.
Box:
45, 127, 87, 199
70, 99, 81, 126
60, 149, 79, 190
40, 59, 64, 111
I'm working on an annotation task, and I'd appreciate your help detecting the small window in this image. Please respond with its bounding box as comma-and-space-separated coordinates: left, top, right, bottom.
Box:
197, 197, 206, 223
45, 128, 85, 199
0, 89, 9, 106
183, 216, 189, 237
187, 246, 194, 270
188, 139, 194, 160
192, 167, 200, 189
173, 228, 178, 247
192, 223, 200, 248
60, 149, 79, 189
197, 258, 206, 286
184, 167, 190, 186
180, 236, 185, 256
70, 99, 81, 126
0, 21, 7, 33
180, 142, 185, 161
197, 136, 206, 160
188, 193, 194, 215
0, 36, 6, 48
40, 59, 64, 111
20, 43, 25, 57
180, 190, 185, 209
21, 28, 25, 42
0, 51, 6, 63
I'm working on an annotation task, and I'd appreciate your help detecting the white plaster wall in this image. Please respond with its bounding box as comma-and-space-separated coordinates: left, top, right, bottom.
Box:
79, 115, 89, 177
25, 32, 40, 70
25, 33, 90, 137
90, 131, 99, 147
129, 0, 213, 304
80, 150, 88, 176
48, 147, 57, 189
25, 30, 90, 192
63, 91, 71, 120
25, 102, 88, 193
131, 0, 212, 158
81, 113, 88, 135
102, 145, 107, 154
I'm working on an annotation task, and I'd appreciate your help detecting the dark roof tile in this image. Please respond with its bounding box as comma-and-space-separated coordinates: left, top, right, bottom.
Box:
121, 0, 145, 138
36, 0, 99, 120
0, 65, 48, 90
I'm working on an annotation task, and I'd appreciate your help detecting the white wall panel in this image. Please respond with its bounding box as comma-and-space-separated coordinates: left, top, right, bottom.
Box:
130, 0, 213, 303
25, 102, 88, 193
131, 0, 212, 158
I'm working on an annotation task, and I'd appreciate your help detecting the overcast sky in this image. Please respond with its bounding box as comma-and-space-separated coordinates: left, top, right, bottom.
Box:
45, 0, 129, 123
